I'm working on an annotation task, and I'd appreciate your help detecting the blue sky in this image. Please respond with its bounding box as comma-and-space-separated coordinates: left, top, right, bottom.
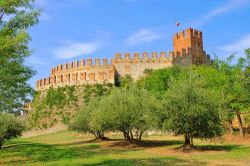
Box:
26, 0, 250, 87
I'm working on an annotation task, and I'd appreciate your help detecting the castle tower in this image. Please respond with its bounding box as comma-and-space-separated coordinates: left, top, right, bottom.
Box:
173, 28, 205, 65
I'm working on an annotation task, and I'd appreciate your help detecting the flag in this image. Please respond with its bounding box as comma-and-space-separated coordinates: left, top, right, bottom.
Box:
176, 21, 180, 27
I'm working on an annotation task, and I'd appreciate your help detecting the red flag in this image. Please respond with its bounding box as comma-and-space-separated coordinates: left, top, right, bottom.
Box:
176, 21, 180, 27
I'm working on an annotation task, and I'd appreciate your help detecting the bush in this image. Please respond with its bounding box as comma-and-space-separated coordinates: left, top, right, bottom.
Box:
0, 113, 26, 149
117, 75, 133, 88
97, 87, 161, 143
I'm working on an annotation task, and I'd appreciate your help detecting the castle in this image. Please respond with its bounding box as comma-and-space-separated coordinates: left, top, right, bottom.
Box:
36, 28, 211, 91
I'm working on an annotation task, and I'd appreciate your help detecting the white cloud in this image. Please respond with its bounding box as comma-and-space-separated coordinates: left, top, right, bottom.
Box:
26, 56, 47, 65
34, 0, 52, 21
125, 29, 163, 45
219, 35, 250, 58
35, 0, 47, 7
40, 12, 52, 21
53, 41, 100, 59
193, 0, 250, 27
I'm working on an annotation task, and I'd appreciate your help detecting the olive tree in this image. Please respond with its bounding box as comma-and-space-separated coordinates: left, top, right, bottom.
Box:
162, 72, 224, 147
98, 87, 161, 143
69, 97, 107, 139
0, 112, 26, 149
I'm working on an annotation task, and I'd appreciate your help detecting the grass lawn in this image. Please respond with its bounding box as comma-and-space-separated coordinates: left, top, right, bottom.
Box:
1, 130, 250, 166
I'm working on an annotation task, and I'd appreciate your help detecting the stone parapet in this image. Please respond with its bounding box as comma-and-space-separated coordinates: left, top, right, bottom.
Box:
36, 28, 212, 91
36, 58, 115, 91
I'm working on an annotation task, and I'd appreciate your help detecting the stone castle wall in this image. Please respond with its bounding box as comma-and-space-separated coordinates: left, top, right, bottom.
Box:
112, 51, 174, 80
36, 59, 115, 91
36, 28, 212, 91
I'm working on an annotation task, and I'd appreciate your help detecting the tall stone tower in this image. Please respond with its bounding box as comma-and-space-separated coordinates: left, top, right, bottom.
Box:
173, 28, 205, 65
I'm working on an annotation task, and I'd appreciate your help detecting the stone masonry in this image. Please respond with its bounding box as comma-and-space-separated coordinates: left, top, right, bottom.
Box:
36, 28, 211, 91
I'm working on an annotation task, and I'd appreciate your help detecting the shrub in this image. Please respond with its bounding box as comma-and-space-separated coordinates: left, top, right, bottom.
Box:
0, 113, 26, 149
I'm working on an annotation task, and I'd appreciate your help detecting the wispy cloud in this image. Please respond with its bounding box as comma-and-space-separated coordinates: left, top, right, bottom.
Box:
219, 34, 250, 58
125, 28, 164, 45
35, 0, 53, 21
193, 0, 250, 27
26, 56, 47, 65
35, 0, 47, 6
52, 41, 101, 59
40, 12, 52, 21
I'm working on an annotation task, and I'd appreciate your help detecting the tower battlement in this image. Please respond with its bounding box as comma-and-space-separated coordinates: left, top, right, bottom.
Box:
36, 28, 211, 91
173, 28, 207, 65
174, 28, 202, 40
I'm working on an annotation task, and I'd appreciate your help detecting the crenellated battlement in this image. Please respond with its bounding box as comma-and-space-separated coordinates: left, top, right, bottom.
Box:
113, 51, 174, 61
174, 28, 202, 40
37, 57, 116, 91
51, 58, 112, 76
36, 27, 212, 91
111, 51, 176, 81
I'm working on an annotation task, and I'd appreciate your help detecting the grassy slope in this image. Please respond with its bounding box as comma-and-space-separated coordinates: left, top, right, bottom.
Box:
1, 131, 250, 166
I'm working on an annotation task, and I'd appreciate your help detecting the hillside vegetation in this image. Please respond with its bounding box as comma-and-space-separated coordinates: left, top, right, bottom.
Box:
27, 84, 113, 129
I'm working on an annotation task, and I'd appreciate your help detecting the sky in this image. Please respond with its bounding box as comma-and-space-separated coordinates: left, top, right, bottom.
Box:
26, 0, 250, 87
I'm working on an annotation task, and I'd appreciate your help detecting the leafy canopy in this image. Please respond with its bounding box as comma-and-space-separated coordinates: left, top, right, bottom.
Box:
138, 66, 183, 94
162, 72, 224, 146
0, 0, 40, 113
95, 87, 161, 142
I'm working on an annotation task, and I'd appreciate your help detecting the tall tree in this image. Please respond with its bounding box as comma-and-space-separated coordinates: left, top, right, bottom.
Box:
213, 51, 250, 137
162, 72, 224, 147
0, 0, 39, 113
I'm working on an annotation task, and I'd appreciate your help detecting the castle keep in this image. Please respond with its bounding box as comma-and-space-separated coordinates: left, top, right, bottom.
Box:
36, 28, 211, 91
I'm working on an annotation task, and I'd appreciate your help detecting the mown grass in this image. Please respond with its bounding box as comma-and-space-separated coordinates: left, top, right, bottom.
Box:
1, 131, 250, 166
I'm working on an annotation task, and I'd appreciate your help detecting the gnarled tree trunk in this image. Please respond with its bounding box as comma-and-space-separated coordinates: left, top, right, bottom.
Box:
236, 111, 244, 137
0, 139, 4, 149
184, 134, 193, 148
229, 119, 234, 135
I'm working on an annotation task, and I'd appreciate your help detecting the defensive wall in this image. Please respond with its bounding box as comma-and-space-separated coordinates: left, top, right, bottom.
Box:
36, 28, 212, 91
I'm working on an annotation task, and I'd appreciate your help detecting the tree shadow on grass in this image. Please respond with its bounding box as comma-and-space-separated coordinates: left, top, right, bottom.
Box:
194, 144, 241, 151
0, 141, 100, 165
107, 139, 184, 148
83, 157, 206, 166
54, 138, 124, 147
142, 140, 184, 147
1, 139, 242, 165
2, 141, 206, 166
0, 141, 139, 165
174, 144, 241, 153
